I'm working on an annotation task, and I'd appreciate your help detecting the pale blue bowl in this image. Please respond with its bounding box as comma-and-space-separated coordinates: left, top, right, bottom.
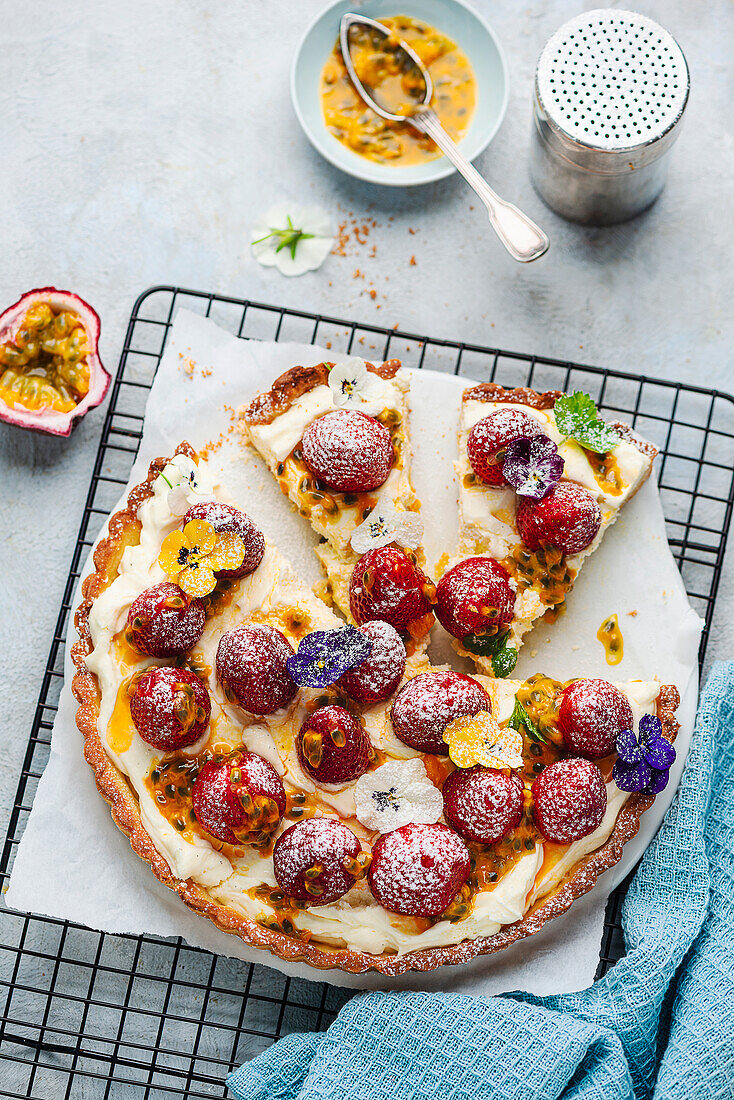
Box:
291, 0, 509, 186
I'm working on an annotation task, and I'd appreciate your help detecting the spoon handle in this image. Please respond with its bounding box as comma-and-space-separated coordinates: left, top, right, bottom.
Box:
413, 109, 550, 264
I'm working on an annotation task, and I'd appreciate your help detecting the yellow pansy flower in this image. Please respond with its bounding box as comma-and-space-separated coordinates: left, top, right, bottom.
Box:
158, 519, 245, 598
443, 710, 524, 771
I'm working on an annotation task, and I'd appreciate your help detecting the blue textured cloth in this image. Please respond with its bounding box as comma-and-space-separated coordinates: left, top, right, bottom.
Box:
228, 663, 734, 1100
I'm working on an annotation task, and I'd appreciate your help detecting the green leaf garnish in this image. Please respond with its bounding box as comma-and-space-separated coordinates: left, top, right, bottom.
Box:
252, 216, 315, 261
554, 391, 622, 454
508, 699, 549, 745
462, 630, 518, 678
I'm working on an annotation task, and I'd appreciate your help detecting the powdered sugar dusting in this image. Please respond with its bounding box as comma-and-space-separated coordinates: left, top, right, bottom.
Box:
559, 678, 633, 758
301, 409, 393, 492
391, 671, 491, 754
216, 623, 297, 715
340, 620, 406, 706
127, 582, 205, 657
517, 482, 602, 555
368, 823, 471, 916
273, 817, 361, 903
191, 752, 285, 845
130, 665, 210, 751
533, 758, 607, 843
443, 767, 523, 844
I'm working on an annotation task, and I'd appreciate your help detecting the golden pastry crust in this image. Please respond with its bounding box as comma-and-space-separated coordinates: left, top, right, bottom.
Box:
243, 358, 402, 426
72, 448, 679, 975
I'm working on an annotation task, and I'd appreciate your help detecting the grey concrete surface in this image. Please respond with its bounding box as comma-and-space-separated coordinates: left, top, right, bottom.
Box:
1, 0, 732, 848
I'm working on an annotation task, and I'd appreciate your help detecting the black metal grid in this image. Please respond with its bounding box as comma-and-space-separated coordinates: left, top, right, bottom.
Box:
2, 285, 733, 1098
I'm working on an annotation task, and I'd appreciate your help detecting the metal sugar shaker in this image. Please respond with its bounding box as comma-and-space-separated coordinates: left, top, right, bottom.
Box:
530, 9, 689, 226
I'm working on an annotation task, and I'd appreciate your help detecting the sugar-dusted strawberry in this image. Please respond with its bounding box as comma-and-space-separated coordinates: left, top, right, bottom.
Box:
301, 409, 393, 493
368, 822, 470, 916
516, 481, 601, 555
349, 546, 435, 634
467, 408, 546, 486
532, 758, 607, 844
127, 582, 205, 657
339, 620, 406, 707
182, 501, 264, 579
558, 679, 633, 759
391, 671, 491, 755
129, 665, 210, 752
191, 751, 286, 845
435, 557, 515, 641
216, 623, 297, 715
442, 767, 524, 844
296, 705, 372, 785
273, 817, 362, 904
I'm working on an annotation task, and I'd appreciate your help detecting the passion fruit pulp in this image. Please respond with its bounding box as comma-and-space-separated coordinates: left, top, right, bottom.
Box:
0, 288, 109, 436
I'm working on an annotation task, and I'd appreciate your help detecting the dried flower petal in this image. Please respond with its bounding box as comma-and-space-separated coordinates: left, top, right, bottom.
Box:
502, 435, 564, 500
350, 499, 423, 556
207, 531, 246, 573
443, 710, 524, 770
286, 626, 372, 688
354, 759, 442, 833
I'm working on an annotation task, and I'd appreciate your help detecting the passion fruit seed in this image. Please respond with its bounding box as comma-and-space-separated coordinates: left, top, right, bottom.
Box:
0, 304, 91, 414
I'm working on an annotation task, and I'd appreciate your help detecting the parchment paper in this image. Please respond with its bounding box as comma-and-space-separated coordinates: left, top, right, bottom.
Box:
7, 309, 702, 995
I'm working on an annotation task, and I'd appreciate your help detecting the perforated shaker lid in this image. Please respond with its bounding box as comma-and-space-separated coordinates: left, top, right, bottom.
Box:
535, 9, 689, 169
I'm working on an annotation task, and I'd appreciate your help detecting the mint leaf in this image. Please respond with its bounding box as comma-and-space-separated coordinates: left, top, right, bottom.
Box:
554, 391, 622, 454
462, 630, 517, 678
492, 644, 518, 679
508, 699, 548, 744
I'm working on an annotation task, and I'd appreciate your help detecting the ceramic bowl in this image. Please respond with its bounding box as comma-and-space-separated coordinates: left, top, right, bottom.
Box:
291, 0, 509, 186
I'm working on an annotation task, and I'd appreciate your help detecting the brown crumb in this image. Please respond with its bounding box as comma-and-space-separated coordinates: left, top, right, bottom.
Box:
369, 289, 377, 300
325, 341, 332, 349
408, 227, 417, 235
627, 610, 638, 617
409, 255, 417, 266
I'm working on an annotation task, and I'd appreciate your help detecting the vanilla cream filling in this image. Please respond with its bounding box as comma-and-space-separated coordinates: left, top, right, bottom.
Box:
85, 457, 662, 957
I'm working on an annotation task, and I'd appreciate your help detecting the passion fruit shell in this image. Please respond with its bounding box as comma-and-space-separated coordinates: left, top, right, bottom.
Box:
0, 287, 110, 436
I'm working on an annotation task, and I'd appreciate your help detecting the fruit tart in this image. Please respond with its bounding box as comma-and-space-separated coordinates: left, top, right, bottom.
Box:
240, 357, 433, 646
440, 384, 657, 676
73, 445, 679, 974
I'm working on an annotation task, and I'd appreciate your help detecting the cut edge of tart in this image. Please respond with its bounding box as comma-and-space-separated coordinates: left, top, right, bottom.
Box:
72, 444, 680, 976
239, 358, 430, 641
443, 383, 658, 677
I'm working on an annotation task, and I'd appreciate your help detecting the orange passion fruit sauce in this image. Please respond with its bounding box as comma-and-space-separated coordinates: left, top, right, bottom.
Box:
0, 301, 90, 413
320, 15, 476, 166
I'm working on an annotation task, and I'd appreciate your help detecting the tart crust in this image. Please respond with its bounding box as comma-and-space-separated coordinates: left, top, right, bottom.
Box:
72, 447, 679, 976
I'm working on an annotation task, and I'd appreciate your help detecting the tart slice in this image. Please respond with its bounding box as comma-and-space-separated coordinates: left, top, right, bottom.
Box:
240, 357, 431, 641
441, 384, 657, 676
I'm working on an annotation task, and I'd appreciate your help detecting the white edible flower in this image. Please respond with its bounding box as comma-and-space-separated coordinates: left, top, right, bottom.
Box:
160, 454, 212, 516
355, 759, 443, 834
328, 358, 387, 416
251, 202, 333, 277
350, 499, 423, 556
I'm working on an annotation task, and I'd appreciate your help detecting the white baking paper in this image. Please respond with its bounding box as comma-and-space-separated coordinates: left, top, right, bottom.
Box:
7, 309, 702, 996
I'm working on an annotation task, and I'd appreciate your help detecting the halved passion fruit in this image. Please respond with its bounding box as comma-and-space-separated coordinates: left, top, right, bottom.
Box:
0, 288, 110, 436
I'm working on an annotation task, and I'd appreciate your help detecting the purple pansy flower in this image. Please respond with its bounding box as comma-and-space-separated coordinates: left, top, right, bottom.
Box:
502, 435, 564, 500
613, 714, 676, 794
286, 626, 372, 688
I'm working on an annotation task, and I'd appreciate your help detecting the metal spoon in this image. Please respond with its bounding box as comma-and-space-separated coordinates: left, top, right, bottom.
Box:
339, 13, 550, 263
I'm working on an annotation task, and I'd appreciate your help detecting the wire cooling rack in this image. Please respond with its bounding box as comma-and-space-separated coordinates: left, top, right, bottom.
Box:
2, 285, 733, 1098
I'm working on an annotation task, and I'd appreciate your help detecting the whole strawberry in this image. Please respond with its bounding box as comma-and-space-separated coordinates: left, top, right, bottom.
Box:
349, 546, 435, 634
273, 817, 362, 904
368, 822, 470, 916
516, 481, 601, 555
192, 751, 286, 845
558, 679, 633, 759
130, 665, 210, 751
442, 767, 524, 844
339, 620, 406, 707
467, 408, 546, 486
435, 557, 515, 641
301, 409, 393, 492
532, 758, 607, 843
127, 582, 205, 657
216, 623, 297, 715
296, 705, 372, 785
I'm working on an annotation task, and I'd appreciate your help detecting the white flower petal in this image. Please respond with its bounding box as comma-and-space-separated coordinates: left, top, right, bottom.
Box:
350, 499, 423, 555
328, 358, 386, 414
355, 759, 443, 833
251, 202, 334, 277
